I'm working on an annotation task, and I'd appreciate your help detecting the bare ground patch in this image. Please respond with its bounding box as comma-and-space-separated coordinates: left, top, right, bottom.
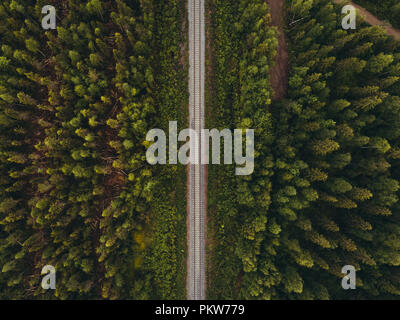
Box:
266, 0, 289, 101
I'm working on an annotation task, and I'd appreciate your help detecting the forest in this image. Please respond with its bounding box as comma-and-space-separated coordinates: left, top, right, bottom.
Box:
269, 0, 400, 299
206, 0, 277, 299
0, 0, 187, 299
1, 0, 400, 300
208, 0, 400, 299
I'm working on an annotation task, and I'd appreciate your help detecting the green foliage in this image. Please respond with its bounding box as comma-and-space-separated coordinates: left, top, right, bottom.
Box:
265, 0, 400, 299
209, 0, 400, 300
0, 0, 186, 299
2, 0, 400, 301
207, 0, 277, 299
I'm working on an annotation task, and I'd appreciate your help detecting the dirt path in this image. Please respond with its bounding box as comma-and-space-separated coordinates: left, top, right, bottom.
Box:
334, 0, 400, 40
267, 0, 289, 101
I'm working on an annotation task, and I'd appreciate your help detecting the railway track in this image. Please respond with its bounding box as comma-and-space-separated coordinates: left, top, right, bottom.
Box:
187, 0, 206, 300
